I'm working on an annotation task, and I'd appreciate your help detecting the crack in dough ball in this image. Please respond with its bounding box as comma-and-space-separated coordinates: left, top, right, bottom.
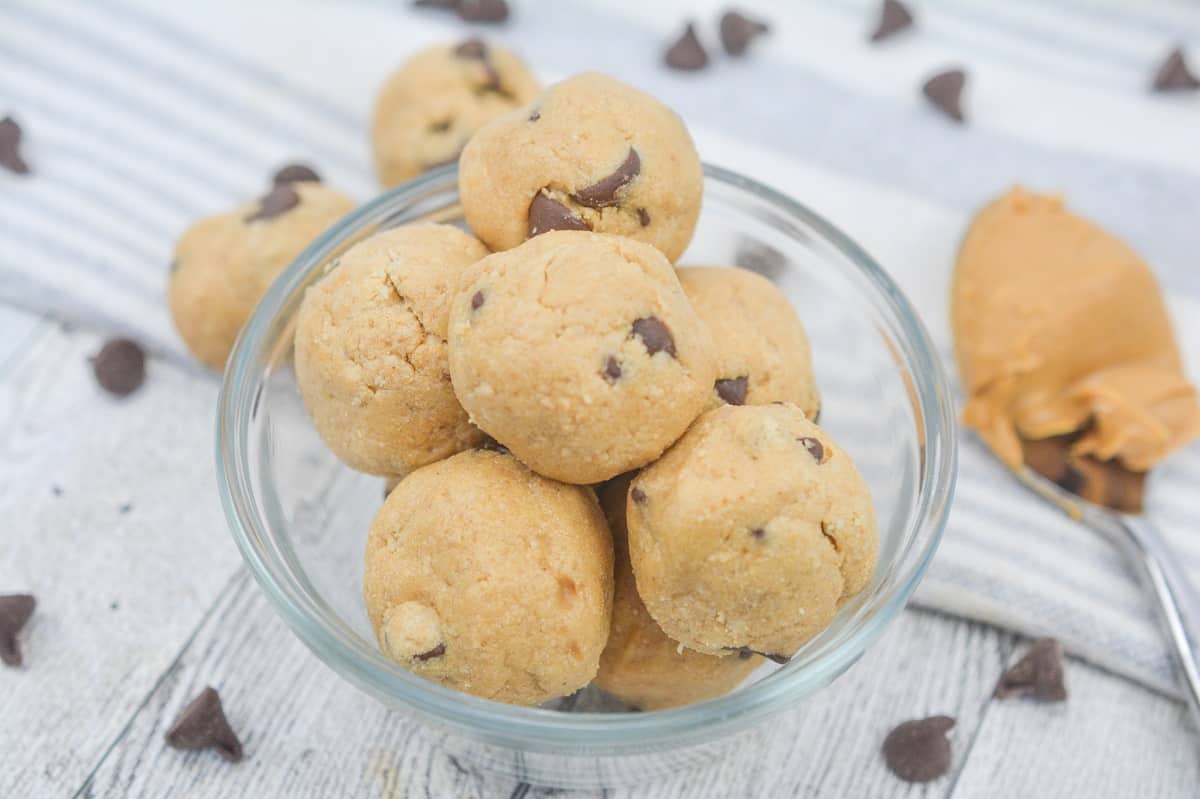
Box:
294, 223, 490, 477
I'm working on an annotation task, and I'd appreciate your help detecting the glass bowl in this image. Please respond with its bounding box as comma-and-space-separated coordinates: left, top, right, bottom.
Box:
216, 165, 957, 789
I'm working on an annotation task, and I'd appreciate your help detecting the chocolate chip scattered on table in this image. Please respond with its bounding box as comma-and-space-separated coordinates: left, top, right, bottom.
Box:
1151, 47, 1200, 92
869, 0, 914, 43
165, 686, 244, 762
995, 638, 1067, 701
412, 0, 510, 24
0, 115, 31, 176
92, 338, 147, 397
922, 68, 967, 123
0, 593, 37, 667
719, 11, 770, 56
664, 22, 709, 71
882, 716, 955, 782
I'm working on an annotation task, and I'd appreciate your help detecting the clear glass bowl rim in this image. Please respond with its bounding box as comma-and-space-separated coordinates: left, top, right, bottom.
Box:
216, 164, 958, 753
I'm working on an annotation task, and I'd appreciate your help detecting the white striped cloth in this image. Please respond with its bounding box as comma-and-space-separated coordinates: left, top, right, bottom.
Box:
1, 0, 1197, 696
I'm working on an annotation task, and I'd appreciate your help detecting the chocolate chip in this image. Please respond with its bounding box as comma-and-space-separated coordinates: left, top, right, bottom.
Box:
1054, 465, 1085, 496
245, 184, 300, 223
92, 338, 146, 397
724, 646, 789, 664
272, 163, 321, 186
604, 356, 622, 381
454, 38, 488, 59
571, 149, 641, 209
735, 240, 786, 281
631, 317, 676, 357
811, 404, 821, 425
630, 486, 647, 504
0, 116, 31, 176
637, 208, 650, 226
527, 192, 590, 237
664, 22, 709, 71
457, 0, 508, 23
736, 649, 753, 660
750, 527, 765, 540
429, 118, 453, 133
165, 687, 244, 763
882, 716, 954, 783
922, 69, 966, 123
453, 38, 505, 93
715, 376, 748, 405
471, 290, 485, 310
0, 594, 36, 667
478, 436, 510, 454
528, 109, 541, 122
995, 638, 1066, 702
719, 11, 770, 56
797, 436, 825, 463
869, 0, 913, 43
1151, 47, 1200, 92
820, 520, 839, 552
414, 642, 446, 661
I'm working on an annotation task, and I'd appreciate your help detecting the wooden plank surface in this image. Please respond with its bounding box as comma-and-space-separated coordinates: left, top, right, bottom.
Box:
78, 569, 1012, 799
951, 649, 1199, 798
0, 305, 242, 797
1, 303, 1195, 798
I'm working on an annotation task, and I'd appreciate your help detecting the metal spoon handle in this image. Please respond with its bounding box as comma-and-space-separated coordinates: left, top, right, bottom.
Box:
1092, 511, 1200, 730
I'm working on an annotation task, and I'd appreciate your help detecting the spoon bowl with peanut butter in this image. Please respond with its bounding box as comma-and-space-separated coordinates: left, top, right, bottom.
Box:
952, 187, 1200, 731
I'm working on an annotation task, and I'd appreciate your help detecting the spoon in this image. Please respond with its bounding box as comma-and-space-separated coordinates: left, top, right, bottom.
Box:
1011, 460, 1200, 731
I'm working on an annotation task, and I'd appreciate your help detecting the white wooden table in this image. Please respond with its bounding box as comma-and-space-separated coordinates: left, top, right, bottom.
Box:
0, 301, 1196, 798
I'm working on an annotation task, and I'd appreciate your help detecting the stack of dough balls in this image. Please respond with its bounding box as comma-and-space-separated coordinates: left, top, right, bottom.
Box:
286, 52, 879, 707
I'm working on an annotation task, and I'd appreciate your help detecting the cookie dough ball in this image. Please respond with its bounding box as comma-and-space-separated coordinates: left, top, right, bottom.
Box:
459, 72, 703, 262
169, 181, 354, 371
595, 474, 761, 710
628, 404, 878, 659
363, 449, 614, 705
294, 223, 490, 477
372, 39, 540, 187
448, 231, 717, 484
679, 266, 820, 416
